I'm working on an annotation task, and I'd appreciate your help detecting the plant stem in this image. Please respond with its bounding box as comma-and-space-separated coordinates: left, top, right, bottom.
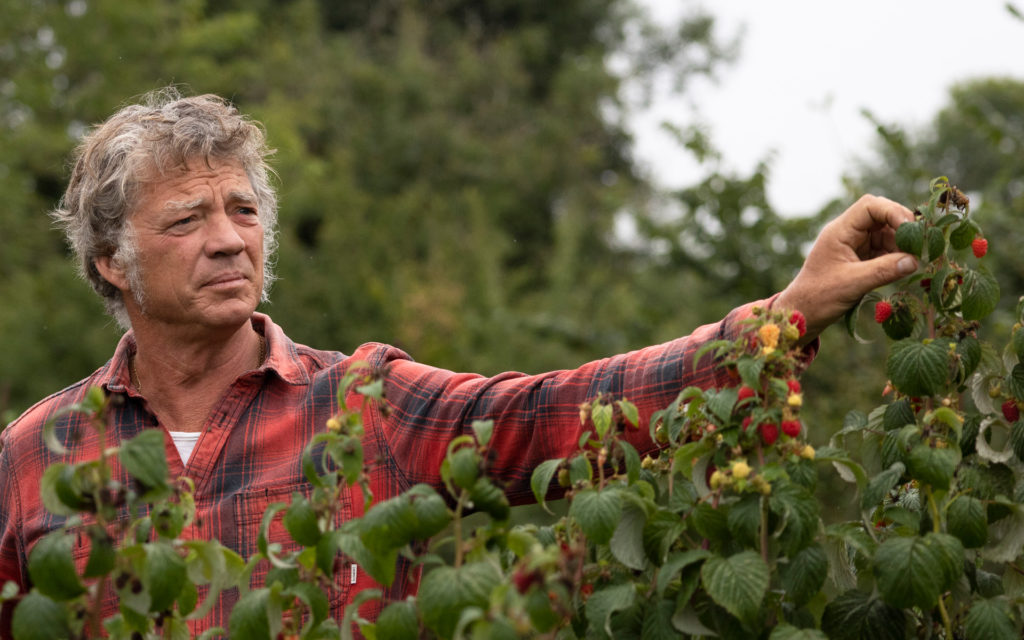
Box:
760, 496, 770, 565
453, 491, 466, 569
926, 486, 942, 533
937, 594, 953, 639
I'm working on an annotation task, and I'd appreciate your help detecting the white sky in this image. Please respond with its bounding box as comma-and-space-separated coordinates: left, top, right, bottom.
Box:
632, 1, 1024, 215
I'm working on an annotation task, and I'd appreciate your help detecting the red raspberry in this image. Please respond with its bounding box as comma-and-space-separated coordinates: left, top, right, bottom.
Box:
972, 237, 988, 258
742, 416, 753, 431
737, 386, 756, 402
874, 301, 893, 324
759, 421, 779, 446
919, 278, 932, 291
789, 311, 807, 337
781, 420, 801, 438
512, 567, 542, 593
1002, 400, 1020, 423
787, 379, 801, 394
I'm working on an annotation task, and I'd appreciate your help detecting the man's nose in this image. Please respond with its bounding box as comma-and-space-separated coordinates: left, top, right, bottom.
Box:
204, 210, 246, 256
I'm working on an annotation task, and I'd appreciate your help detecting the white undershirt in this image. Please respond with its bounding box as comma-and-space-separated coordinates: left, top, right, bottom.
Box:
167, 430, 202, 464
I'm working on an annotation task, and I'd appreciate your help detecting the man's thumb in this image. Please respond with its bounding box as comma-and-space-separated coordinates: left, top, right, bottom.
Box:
856, 253, 919, 292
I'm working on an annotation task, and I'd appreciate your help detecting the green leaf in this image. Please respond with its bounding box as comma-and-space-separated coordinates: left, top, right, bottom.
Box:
618, 440, 641, 485
38, 464, 83, 516
862, 462, 905, 511
468, 477, 510, 521
119, 428, 169, 491
769, 483, 820, 556
883, 398, 916, 431
769, 625, 829, 640
873, 533, 964, 609
895, 220, 924, 256
887, 339, 951, 398
618, 400, 639, 429
228, 588, 279, 640
657, 549, 711, 597
10, 592, 70, 640
780, 544, 827, 606
965, 598, 1019, 640
947, 495, 987, 549
1007, 364, 1024, 402
1012, 326, 1024, 362
284, 581, 329, 628
359, 494, 418, 554
145, 542, 187, 613
406, 484, 451, 540
672, 439, 713, 479
375, 599, 419, 640
706, 387, 739, 424
925, 225, 946, 261
530, 458, 564, 514
570, 488, 622, 544
569, 453, 593, 486
907, 444, 958, 490
585, 583, 636, 638
27, 533, 85, 601
335, 530, 397, 588
821, 589, 906, 640
642, 510, 685, 566
592, 402, 613, 439
726, 494, 762, 548
83, 525, 116, 578
949, 219, 977, 250
956, 336, 982, 380
701, 551, 769, 625
609, 506, 648, 571
961, 267, 999, 321
449, 447, 479, 491
418, 563, 500, 639
470, 419, 493, 447
283, 494, 321, 547
689, 502, 729, 541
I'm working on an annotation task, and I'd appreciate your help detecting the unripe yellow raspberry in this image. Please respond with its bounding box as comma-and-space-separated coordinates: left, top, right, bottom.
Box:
800, 444, 815, 460
731, 460, 752, 480
788, 393, 803, 408
709, 470, 726, 489
783, 324, 801, 343
326, 417, 342, 432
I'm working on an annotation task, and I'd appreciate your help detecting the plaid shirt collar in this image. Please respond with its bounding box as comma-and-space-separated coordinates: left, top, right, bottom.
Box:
98, 312, 311, 395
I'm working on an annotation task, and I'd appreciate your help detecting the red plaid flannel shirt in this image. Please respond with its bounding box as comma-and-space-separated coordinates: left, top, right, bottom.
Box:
0, 302, 789, 636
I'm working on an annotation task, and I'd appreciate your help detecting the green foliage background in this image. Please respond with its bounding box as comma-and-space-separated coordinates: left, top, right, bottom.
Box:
2, 0, 1023, 454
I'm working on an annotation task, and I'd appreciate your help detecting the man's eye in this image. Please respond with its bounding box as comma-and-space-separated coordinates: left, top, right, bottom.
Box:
238, 207, 258, 216
173, 216, 195, 227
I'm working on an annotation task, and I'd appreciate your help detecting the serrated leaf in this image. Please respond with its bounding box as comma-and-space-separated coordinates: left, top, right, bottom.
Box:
470, 419, 493, 447
701, 551, 769, 625
609, 506, 648, 570
769, 483, 820, 556
585, 583, 636, 638
657, 549, 711, 597
28, 533, 85, 601
359, 494, 418, 555
961, 267, 999, 321
965, 597, 1019, 640
948, 495, 987, 548
119, 428, 169, 491
530, 458, 564, 514
83, 525, 116, 578
769, 625, 829, 640
862, 462, 905, 511
821, 589, 906, 640
468, 476, 510, 521
375, 599, 419, 640
642, 510, 685, 566
145, 542, 187, 613
780, 544, 827, 606
907, 444, 958, 490
706, 387, 739, 424
887, 339, 950, 398
1007, 363, 1024, 401
895, 220, 924, 256
883, 398, 916, 432
592, 402, 613, 439
570, 488, 622, 544
949, 219, 977, 250
873, 533, 964, 609
726, 494, 762, 548
10, 592, 70, 640
618, 440, 641, 485
227, 588, 279, 640
689, 502, 729, 541
406, 484, 451, 541
569, 453, 593, 486
419, 563, 501, 639
672, 439, 712, 479
925, 225, 946, 261
283, 494, 321, 547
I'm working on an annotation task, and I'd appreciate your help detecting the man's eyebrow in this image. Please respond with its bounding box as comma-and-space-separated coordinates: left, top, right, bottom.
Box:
159, 197, 205, 214
227, 190, 258, 204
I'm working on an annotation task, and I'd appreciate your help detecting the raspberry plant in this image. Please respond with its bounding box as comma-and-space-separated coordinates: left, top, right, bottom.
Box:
3, 176, 1023, 638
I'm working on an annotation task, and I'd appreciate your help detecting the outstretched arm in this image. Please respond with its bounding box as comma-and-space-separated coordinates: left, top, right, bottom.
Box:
776, 194, 918, 341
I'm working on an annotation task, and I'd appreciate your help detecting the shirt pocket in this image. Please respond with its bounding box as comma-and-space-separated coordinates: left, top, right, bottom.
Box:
233, 484, 353, 612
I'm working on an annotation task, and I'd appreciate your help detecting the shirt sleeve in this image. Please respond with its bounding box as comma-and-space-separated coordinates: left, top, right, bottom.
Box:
0, 440, 24, 637
361, 299, 793, 503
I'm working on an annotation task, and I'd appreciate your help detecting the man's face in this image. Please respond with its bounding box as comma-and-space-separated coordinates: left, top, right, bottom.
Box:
123, 157, 264, 331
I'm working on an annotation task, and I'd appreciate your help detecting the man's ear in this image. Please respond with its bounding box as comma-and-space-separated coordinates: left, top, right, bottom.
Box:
93, 254, 129, 292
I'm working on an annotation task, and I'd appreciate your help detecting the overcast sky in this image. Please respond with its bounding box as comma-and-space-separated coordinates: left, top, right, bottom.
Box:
632, 1, 1024, 215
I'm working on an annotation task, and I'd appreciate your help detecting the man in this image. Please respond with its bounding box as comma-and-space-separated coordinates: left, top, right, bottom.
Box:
0, 90, 918, 635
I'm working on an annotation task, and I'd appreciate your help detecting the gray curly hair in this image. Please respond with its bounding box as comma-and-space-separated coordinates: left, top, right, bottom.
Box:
51, 88, 278, 330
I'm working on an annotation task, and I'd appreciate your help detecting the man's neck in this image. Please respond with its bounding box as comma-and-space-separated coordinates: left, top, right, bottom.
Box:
128, 317, 264, 432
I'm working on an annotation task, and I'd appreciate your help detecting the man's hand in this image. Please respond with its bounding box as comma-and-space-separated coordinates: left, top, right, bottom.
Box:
776, 194, 918, 341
